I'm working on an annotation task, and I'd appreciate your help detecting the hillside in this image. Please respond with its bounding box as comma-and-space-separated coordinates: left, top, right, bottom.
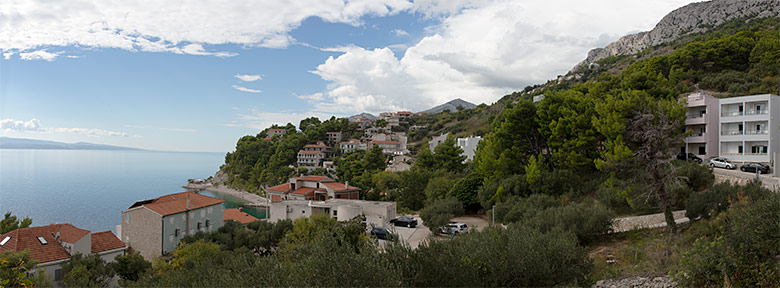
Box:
419, 98, 478, 114
572, 0, 780, 72
0, 137, 143, 150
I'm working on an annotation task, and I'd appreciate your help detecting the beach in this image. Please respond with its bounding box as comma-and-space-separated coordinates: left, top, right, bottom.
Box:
183, 183, 269, 207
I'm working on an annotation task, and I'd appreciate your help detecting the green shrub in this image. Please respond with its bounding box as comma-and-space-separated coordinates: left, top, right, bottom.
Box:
684, 181, 737, 219
419, 197, 464, 230
525, 202, 615, 244
495, 194, 559, 224
676, 193, 780, 287
675, 160, 714, 191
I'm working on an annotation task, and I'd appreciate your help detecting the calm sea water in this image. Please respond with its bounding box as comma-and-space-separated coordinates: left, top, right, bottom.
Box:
0, 149, 264, 234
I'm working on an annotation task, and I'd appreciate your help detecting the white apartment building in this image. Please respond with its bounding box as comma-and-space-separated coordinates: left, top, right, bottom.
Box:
682, 93, 719, 159
718, 94, 779, 165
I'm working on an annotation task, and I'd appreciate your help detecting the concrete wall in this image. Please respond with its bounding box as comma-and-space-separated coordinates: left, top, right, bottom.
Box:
121, 207, 162, 260
32, 261, 64, 287
161, 204, 223, 255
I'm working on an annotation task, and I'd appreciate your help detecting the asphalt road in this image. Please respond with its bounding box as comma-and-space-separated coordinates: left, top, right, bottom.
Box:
376, 215, 489, 249
710, 165, 780, 189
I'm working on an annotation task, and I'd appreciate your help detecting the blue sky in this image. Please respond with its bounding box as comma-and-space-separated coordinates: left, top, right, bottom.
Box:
0, 0, 696, 152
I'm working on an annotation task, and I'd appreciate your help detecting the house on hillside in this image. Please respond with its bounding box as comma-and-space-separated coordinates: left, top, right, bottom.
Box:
397, 111, 413, 121
339, 139, 364, 153
265, 176, 360, 202
267, 128, 287, 137
297, 142, 331, 169
119, 191, 225, 259
268, 199, 396, 228
456, 136, 482, 162
326, 132, 343, 145
430, 133, 449, 151
0, 224, 126, 284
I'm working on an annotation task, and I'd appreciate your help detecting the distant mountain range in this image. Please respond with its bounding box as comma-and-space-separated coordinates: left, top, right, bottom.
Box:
419, 98, 478, 114
571, 0, 780, 72
0, 137, 143, 150
350, 112, 378, 120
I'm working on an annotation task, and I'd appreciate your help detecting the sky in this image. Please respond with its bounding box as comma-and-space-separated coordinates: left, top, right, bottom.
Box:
0, 0, 698, 152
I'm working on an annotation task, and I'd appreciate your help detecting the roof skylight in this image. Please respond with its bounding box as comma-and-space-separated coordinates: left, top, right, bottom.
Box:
0, 236, 10, 246
37, 236, 48, 245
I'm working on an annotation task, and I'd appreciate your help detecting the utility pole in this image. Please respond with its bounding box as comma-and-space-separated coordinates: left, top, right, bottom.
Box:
492, 205, 495, 228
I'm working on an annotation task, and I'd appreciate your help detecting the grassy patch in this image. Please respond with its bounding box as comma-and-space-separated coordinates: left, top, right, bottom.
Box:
588, 221, 705, 281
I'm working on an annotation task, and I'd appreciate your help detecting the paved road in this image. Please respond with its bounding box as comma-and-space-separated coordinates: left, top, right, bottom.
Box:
377, 215, 489, 249
711, 167, 780, 190
612, 210, 689, 233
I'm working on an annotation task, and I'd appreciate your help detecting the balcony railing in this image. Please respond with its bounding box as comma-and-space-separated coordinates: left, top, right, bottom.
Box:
721, 130, 743, 136
745, 110, 768, 115
721, 111, 743, 117
686, 114, 703, 119
745, 130, 769, 135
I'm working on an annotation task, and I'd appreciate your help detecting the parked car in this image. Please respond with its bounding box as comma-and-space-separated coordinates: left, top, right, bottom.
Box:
677, 152, 703, 163
740, 162, 770, 174
438, 222, 469, 235
389, 216, 418, 228
370, 226, 397, 240
709, 157, 736, 169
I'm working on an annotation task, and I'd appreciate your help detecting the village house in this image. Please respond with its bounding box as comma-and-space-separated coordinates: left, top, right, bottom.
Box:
325, 131, 343, 145
339, 138, 364, 153
397, 111, 413, 121
0, 223, 126, 285
265, 176, 360, 202
297, 142, 331, 169
119, 191, 225, 259
268, 199, 396, 228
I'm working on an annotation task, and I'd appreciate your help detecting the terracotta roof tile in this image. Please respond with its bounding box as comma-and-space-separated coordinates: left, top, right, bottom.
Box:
291, 187, 315, 196
267, 183, 291, 193
90, 231, 126, 253
295, 176, 332, 182
223, 208, 260, 224
323, 182, 361, 192
304, 144, 329, 148
298, 150, 325, 155
57, 223, 90, 243
131, 191, 225, 216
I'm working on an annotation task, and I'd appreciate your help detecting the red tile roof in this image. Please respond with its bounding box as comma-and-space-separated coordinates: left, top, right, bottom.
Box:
295, 176, 332, 182
0, 224, 125, 264
267, 183, 291, 193
291, 187, 315, 196
298, 150, 325, 155
268, 128, 286, 131
90, 231, 126, 253
223, 208, 260, 224
322, 182, 361, 192
304, 144, 329, 148
130, 191, 225, 216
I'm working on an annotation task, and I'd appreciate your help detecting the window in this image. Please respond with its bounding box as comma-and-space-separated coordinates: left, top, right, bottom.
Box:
205, 220, 210, 227
36, 236, 47, 245
738, 145, 743, 154
197, 222, 202, 230
174, 228, 180, 237
698, 146, 706, 155
125, 214, 130, 223
333, 210, 338, 216
55, 269, 63, 281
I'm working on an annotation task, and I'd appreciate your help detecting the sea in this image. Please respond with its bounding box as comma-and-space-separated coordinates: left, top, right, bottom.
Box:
0, 149, 266, 234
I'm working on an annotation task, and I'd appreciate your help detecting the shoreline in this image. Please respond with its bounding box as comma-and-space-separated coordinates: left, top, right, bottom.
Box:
183, 183, 269, 207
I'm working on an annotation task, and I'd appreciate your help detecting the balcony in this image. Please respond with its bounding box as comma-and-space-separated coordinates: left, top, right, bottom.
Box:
685, 114, 706, 125
686, 94, 706, 107
745, 130, 769, 135
721, 130, 743, 136
685, 133, 706, 143
745, 109, 768, 116
721, 111, 743, 117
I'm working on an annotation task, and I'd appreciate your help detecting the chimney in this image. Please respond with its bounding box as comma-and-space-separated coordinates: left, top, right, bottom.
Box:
186, 195, 191, 210
345, 181, 348, 189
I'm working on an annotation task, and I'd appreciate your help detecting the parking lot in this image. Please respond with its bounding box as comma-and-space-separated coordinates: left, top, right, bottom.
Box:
375, 215, 489, 249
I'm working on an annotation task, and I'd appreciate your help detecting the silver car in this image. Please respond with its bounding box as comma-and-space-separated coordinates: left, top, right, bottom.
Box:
709, 157, 735, 169
438, 222, 469, 235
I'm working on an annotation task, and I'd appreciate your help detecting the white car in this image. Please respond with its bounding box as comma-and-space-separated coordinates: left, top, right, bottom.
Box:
438, 222, 469, 235
709, 157, 735, 169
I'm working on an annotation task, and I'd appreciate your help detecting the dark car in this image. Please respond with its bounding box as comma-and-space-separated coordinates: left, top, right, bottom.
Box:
677, 152, 703, 163
740, 162, 770, 174
370, 227, 397, 240
389, 216, 418, 228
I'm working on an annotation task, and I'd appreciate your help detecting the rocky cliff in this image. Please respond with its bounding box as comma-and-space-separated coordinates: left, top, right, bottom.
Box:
572, 0, 780, 72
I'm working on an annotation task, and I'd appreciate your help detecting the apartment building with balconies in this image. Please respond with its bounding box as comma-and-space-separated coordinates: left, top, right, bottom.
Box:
682, 93, 719, 159
718, 94, 779, 165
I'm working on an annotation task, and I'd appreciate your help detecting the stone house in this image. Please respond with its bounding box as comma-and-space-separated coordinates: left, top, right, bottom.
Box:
119, 191, 225, 259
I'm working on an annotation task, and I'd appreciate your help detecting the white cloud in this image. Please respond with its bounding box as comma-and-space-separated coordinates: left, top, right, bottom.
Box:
1, 118, 128, 137
3, 52, 13, 59
1, 118, 43, 132
230, 109, 336, 131
391, 29, 409, 37
232, 85, 262, 93
296, 92, 325, 101
1, 0, 415, 58
308, 0, 697, 114
234, 74, 262, 82
18, 49, 63, 61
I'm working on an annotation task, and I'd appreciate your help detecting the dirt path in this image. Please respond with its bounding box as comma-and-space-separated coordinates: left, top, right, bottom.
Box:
612, 210, 689, 233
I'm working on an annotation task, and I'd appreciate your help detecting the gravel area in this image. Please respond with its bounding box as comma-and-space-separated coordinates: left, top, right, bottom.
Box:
612, 210, 689, 233
593, 276, 677, 288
